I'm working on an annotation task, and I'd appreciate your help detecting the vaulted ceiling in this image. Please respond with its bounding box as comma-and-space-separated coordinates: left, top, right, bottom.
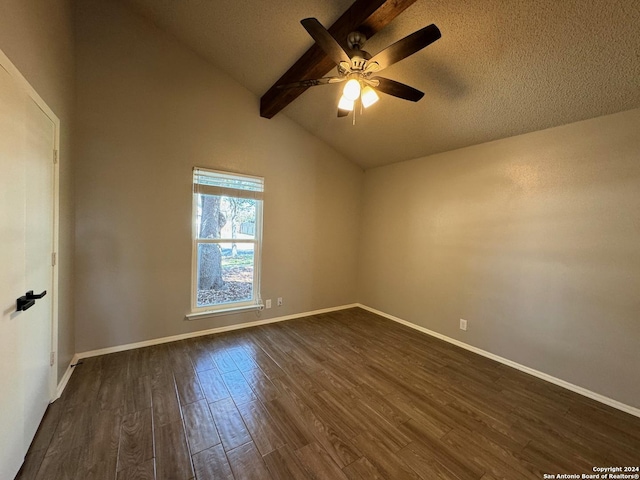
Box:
121, 0, 640, 168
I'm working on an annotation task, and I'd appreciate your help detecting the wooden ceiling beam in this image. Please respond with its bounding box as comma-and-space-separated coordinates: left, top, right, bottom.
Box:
259, 0, 418, 119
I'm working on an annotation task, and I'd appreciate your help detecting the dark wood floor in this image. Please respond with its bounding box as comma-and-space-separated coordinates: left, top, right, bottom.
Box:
16, 308, 640, 480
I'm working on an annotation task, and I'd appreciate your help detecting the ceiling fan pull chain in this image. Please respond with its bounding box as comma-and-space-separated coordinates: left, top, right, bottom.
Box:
353, 97, 360, 126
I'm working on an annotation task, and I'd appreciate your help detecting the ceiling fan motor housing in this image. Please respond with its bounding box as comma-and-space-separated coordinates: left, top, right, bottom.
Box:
350, 54, 369, 71
347, 31, 366, 50
347, 31, 372, 71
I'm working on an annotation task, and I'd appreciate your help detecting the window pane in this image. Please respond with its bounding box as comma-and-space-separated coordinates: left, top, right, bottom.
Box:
196, 194, 256, 240
196, 242, 254, 307
192, 168, 263, 313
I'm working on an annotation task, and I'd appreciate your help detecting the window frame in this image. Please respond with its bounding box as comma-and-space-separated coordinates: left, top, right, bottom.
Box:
189, 167, 264, 317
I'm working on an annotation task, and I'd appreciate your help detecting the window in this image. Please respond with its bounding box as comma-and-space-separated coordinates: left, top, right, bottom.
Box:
190, 167, 264, 315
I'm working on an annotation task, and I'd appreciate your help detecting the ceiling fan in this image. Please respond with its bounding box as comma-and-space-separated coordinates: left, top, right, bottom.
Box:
278, 18, 441, 118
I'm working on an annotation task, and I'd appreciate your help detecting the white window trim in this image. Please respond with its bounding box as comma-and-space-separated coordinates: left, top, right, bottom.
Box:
189, 167, 264, 317
185, 304, 262, 321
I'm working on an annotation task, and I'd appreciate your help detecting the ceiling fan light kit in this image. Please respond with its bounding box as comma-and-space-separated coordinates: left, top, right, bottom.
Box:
343, 77, 362, 101
338, 95, 355, 112
278, 17, 441, 119
361, 86, 379, 108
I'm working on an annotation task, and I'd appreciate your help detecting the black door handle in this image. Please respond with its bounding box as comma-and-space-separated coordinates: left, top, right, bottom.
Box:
26, 290, 47, 300
16, 290, 47, 311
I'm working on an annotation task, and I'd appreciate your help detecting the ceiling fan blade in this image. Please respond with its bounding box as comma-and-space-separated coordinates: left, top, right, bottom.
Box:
372, 77, 425, 102
337, 108, 350, 117
277, 77, 345, 89
369, 24, 441, 71
301, 18, 351, 66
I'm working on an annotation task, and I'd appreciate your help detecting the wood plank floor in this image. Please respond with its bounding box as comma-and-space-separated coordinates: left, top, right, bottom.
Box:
16, 308, 640, 480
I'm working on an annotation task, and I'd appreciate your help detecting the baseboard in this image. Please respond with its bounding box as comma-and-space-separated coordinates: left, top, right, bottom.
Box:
54, 353, 79, 400
357, 304, 640, 419
74, 303, 359, 361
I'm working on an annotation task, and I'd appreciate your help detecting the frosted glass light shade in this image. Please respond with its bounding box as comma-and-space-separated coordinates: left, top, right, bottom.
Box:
361, 86, 379, 108
343, 79, 361, 101
338, 95, 355, 111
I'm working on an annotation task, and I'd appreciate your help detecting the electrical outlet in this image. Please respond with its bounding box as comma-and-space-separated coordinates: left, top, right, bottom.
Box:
277, 297, 283, 307
460, 319, 468, 331
265, 299, 271, 309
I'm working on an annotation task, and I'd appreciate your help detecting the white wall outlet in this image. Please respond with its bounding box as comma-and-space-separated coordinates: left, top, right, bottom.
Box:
277, 297, 283, 307
265, 299, 271, 309
460, 319, 468, 331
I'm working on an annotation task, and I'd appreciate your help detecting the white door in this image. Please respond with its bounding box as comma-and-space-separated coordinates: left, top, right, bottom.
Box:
0, 54, 57, 480
21, 91, 55, 454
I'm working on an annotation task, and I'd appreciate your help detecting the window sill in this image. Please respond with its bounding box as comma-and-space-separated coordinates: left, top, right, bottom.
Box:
185, 303, 263, 321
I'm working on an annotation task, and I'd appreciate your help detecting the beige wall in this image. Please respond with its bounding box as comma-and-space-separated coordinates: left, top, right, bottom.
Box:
74, 0, 362, 352
4, 0, 635, 411
0, 0, 75, 381
359, 108, 640, 408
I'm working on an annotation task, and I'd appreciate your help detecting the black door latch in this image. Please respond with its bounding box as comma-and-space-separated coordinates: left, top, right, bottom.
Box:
16, 290, 47, 311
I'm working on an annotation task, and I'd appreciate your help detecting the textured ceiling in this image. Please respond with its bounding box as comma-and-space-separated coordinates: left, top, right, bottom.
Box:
121, 0, 640, 168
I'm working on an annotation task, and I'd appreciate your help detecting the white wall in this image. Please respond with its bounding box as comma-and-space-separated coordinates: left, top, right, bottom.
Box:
359, 108, 640, 408
0, 0, 75, 382
74, 0, 363, 352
